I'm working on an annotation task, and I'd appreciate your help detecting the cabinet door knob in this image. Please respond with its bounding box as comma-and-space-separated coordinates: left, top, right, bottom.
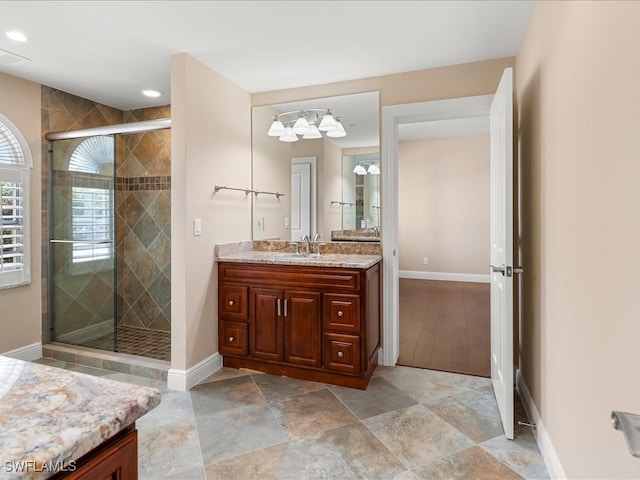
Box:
337, 351, 344, 358
229, 300, 235, 306
337, 310, 344, 317
228, 336, 235, 342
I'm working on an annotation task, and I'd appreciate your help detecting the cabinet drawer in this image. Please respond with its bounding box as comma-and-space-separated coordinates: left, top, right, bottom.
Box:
219, 321, 248, 356
323, 333, 361, 374
323, 294, 360, 333
220, 286, 248, 320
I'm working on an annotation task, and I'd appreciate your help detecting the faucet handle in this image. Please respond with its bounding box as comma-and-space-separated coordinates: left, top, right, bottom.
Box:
288, 242, 300, 255
316, 242, 327, 256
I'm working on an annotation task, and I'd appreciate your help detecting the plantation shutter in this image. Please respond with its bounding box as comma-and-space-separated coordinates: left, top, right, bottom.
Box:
0, 115, 31, 288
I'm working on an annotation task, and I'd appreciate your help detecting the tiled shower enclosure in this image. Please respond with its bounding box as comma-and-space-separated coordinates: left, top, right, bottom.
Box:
44, 87, 171, 361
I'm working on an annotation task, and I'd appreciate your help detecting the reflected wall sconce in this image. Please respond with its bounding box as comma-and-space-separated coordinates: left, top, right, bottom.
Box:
353, 163, 380, 175
268, 109, 346, 142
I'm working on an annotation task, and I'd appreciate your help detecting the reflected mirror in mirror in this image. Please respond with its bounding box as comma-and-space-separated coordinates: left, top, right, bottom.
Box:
340, 152, 380, 236
251, 91, 379, 242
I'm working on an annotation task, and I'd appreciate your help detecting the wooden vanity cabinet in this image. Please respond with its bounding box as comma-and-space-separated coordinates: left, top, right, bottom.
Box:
218, 261, 381, 389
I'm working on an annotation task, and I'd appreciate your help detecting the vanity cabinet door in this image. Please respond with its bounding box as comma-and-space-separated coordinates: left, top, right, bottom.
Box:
219, 321, 248, 356
250, 288, 284, 362
284, 291, 321, 367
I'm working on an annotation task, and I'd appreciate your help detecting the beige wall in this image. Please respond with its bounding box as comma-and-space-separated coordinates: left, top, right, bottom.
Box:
322, 139, 343, 239
252, 105, 291, 240
517, 1, 640, 477
171, 54, 252, 370
253, 57, 515, 109
0, 72, 42, 353
398, 136, 489, 274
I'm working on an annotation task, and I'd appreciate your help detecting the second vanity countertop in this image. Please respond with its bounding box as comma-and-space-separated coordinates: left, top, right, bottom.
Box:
216, 251, 382, 269
0, 356, 161, 479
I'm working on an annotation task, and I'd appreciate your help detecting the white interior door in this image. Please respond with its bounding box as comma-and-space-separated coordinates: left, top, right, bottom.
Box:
490, 67, 515, 440
291, 161, 311, 241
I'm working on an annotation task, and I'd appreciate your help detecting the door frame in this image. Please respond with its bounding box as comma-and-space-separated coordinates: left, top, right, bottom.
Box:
380, 95, 494, 366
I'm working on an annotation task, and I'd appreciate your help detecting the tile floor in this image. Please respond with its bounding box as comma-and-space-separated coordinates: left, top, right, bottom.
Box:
32, 358, 549, 479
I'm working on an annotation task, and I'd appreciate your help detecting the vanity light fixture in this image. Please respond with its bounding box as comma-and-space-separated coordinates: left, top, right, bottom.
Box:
6, 31, 28, 42
141, 89, 162, 98
267, 109, 347, 142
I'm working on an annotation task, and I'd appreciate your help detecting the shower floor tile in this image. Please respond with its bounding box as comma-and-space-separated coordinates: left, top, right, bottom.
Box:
117, 325, 171, 361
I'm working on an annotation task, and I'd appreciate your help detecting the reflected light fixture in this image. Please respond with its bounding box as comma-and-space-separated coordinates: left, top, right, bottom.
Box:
367, 163, 380, 175
268, 109, 347, 142
353, 164, 368, 175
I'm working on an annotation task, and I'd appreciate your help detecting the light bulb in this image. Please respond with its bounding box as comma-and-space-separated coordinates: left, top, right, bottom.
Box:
279, 127, 299, 142
292, 116, 311, 135
303, 124, 322, 139
318, 111, 338, 131
267, 119, 286, 136
326, 119, 347, 138
367, 164, 380, 175
353, 164, 367, 175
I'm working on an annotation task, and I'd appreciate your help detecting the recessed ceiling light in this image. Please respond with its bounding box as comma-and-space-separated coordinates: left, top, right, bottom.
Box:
6, 31, 28, 42
141, 89, 162, 98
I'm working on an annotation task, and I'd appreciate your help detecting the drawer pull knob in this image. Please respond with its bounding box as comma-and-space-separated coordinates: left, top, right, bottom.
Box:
337, 311, 344, 317
337, 351, 344, 358
229, 300, 235, 306
229, 336, 235, 342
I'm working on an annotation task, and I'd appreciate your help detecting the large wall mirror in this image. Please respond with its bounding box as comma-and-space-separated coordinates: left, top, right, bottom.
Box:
251, 91, 379, 242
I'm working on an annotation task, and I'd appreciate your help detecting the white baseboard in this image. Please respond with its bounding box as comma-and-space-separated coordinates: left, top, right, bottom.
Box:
167, 352, 222, 391
56, 319, 113, 345
399, 270, 490, 283
2, 342, 42, 361
516, 369, 567, 479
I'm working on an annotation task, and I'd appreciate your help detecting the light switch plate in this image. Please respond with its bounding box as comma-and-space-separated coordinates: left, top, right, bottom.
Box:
194, 218, 202, 236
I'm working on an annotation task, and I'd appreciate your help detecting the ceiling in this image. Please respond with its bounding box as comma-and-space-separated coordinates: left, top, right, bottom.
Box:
0, 1, 536, 111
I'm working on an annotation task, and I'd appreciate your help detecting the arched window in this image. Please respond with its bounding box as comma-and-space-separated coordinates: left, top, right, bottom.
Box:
0, 113, 32, 289
68, 136, 114, 264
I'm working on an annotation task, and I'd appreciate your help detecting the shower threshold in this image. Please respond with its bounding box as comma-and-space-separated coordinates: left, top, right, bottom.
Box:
43, 342, 169, 381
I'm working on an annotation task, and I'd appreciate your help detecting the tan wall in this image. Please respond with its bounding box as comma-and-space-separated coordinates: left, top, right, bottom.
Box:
398, 136, 489, 274
321, 139, 342, 239
171, 54, 252, 370
517, 1, 640, 477
0, 72, 42, 353
252, 105, 291, 241
253, 57, 515, 108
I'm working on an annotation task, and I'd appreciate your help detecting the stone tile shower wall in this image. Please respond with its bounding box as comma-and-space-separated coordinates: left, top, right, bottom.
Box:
41, 86, 171, 345
116, 107, 171, 331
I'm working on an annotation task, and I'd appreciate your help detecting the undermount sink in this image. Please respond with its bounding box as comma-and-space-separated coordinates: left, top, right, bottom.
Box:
277, 253, 323, 260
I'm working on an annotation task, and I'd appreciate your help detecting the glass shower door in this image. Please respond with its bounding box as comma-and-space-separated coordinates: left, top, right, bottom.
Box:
49, 135, 116, 351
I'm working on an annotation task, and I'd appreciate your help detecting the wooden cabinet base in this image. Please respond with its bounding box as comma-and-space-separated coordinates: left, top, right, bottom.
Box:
218, 261, 381, 391
52, 426, 137, 480
224, 354, 378, 390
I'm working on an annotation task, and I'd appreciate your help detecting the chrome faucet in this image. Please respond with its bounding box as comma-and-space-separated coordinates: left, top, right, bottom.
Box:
313, 233, 321, 241
300, 235, 311, 256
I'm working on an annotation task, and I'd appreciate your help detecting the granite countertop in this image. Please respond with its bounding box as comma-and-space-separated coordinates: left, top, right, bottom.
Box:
217, 251, 382, 269
0, 356, 161, 479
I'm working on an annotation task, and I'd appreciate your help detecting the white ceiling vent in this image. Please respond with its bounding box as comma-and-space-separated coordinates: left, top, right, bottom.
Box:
0, 48, 30, 66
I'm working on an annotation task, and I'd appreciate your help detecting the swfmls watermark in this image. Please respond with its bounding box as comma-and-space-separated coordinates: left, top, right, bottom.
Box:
4, 460, 77, 474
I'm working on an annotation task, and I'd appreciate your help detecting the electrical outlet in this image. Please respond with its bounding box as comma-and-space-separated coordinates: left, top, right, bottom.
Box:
423, 257, 429, 265
256, 217, 264, 231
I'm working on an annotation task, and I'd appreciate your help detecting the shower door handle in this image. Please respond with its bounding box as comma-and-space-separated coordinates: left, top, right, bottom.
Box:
49, 240, 113, 244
